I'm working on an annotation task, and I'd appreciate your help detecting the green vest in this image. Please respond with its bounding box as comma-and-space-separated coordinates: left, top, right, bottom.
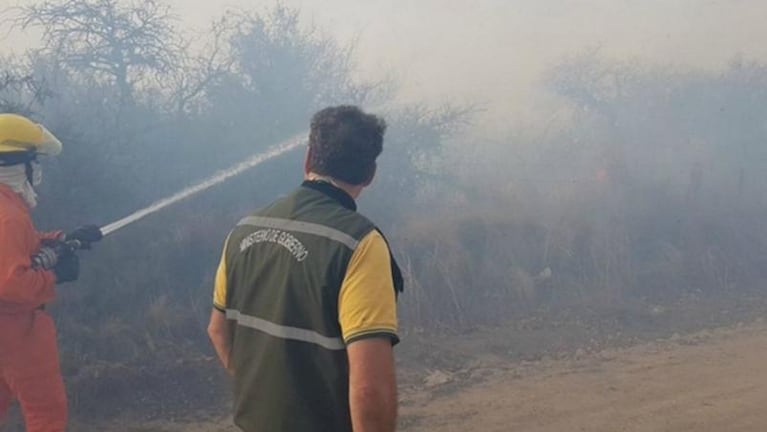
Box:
223, 181, 402, 432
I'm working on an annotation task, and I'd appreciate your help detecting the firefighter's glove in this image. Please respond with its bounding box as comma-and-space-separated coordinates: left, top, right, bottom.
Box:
53, 249, 79, 284
31, 246, 59, 270
65, 225, 103, 249
31, 241, 79, 283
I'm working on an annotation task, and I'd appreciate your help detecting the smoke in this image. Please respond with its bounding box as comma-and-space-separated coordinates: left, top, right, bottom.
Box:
2, 1, 767, 426
100, 134, 305, 236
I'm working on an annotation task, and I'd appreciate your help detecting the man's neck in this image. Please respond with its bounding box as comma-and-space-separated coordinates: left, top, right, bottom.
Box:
305, 173, 363, 200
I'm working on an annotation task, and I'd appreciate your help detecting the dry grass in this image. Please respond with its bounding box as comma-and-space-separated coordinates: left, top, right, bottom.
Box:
394, 181, 767, 330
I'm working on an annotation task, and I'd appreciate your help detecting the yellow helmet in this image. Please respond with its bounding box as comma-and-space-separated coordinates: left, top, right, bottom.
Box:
0, 114, 62, 161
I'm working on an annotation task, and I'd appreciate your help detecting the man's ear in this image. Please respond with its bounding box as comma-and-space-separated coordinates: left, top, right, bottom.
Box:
362, 163, 377, 187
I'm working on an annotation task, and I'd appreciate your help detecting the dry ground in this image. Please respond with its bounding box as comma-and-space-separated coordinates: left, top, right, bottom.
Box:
79, 321, 767, 431
399, 322, 767, 432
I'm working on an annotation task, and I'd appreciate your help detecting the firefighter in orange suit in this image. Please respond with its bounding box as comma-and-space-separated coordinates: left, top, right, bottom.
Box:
0, 114, 102, 431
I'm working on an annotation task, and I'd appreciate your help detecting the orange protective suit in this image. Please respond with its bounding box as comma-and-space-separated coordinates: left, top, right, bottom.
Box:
0, 184, 67, 431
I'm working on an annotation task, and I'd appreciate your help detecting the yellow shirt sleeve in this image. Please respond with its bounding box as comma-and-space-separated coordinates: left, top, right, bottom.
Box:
213, 238, 229, 311
338, 230, 399, 345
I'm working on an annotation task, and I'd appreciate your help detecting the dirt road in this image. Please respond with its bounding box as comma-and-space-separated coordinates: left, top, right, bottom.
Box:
79, 322, 767, 432
400, 323, 767, 432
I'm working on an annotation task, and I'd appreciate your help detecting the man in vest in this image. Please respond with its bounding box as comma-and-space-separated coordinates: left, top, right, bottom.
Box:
0, 113, 103, 431
208, 105, 402, 432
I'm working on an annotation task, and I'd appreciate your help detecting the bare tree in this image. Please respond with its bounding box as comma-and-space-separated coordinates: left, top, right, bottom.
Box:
16, 0, 179, 104
223, 5, 387, 114
0, 57, 51, 115
165, 16, 235, 117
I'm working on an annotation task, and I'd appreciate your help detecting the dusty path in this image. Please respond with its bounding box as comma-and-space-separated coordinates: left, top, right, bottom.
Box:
400, 323, 767, 432
73, 322, 767, 431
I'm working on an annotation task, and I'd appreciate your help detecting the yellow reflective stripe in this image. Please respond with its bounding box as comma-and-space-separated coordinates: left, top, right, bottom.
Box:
226, 309, 345, 351
238, 216, 359, 250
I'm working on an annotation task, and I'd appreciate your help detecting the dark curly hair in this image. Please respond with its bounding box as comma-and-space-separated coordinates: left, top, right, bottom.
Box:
307, 105, 386, 185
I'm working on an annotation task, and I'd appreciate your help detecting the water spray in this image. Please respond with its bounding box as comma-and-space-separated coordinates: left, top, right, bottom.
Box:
99, 133, 306, 237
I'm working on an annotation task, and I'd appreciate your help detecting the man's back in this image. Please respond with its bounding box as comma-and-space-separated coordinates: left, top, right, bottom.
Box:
216, 181, 400, 431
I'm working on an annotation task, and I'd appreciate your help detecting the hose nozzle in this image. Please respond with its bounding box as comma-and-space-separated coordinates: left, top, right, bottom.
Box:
31, 240, 88, 270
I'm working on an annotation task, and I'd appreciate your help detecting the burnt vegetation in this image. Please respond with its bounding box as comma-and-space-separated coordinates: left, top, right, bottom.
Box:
2, 0, 767, 423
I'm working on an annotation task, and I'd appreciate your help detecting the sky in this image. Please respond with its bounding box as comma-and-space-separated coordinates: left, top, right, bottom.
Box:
3, 0, 767, 134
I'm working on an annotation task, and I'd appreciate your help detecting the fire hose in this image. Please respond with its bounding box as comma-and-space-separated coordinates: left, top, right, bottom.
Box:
29, 134, 306, 271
